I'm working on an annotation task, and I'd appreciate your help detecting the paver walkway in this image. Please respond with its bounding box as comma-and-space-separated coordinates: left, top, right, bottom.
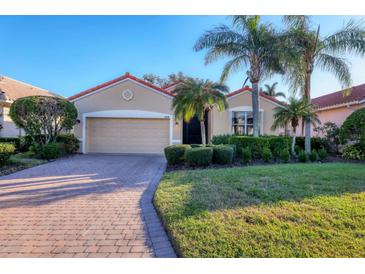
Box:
0, 154, 176, 258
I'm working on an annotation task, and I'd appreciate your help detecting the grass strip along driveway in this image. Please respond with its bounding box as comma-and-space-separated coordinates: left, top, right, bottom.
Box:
154, 163, 365, 257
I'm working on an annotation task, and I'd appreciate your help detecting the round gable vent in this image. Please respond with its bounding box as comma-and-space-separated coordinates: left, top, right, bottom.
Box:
122, 89, 134, 101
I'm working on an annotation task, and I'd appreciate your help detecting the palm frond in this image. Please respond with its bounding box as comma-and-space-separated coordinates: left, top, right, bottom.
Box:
316, 53, 352, 88
321, 19, 365, 56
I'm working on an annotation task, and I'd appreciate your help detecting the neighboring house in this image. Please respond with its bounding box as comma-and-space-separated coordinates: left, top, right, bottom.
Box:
0, 76, 59, 138
68, 72, 285, 154
312, 83, 365, 135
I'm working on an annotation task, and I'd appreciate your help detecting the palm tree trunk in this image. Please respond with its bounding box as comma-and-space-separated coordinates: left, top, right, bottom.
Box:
200, 120, 206, 145
291, 127, 297, 156
252, 81, 260, 137
304, 71, 312, 153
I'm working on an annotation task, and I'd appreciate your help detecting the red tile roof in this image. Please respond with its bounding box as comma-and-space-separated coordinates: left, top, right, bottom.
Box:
67, 72, 285, 107
68, 73, 174, 101
226, 86, 285, 106
312, 83, 365, 109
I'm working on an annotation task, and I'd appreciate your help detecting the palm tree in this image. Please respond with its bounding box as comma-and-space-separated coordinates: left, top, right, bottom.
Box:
282, 16, 365, 153
194, 16, 283, 137
272, 97, 320, 156
172, 78, 229, 145
261, 82, 286, 99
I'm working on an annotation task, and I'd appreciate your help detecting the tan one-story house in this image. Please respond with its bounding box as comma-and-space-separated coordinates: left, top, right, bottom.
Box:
68, 72, 285, 154
0, 76, 59, 138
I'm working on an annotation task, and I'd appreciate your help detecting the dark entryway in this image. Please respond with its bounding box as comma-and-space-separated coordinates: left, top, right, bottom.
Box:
183, 111, 208, 144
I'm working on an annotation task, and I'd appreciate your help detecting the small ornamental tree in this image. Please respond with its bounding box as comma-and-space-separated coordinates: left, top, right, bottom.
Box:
10, 96, 78, 145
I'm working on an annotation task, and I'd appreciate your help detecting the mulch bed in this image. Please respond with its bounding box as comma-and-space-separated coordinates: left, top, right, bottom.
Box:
166, 155, 364, 172
0, 163, 31, 177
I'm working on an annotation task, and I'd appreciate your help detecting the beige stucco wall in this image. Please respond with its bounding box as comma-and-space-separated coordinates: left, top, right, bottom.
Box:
210, 91, 284, 139
0, 105, 22, 138
72, 79, 182, 144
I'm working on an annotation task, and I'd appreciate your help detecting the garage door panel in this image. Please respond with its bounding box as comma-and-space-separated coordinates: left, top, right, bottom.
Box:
86, 118, 169, 154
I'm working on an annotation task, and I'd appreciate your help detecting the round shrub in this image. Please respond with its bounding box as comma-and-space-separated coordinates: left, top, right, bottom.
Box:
213, 145, 234, 165
261, 147, 272, 163
38, 143, 66, 160
342, 144, 365, 160
164, 144, 191, 165
186, 147, 213, 167
242, 147, 252, 164
0, 143, 16, 166
318, 148, 328, 161
57, 134, 80, 154
309, 150, 318, 162
340, 108, 365, 145
298, 151, 307, 162
280, 149, 290, 163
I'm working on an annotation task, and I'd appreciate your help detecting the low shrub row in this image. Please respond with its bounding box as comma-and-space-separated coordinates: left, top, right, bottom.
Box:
0, 142, 16, 166
164, 144, 235, 167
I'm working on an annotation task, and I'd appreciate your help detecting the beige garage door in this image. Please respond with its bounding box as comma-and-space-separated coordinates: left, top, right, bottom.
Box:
86, 117, 170, 154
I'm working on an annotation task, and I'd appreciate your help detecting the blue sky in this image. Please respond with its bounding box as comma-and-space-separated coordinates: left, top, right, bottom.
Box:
0, 15, 364, 99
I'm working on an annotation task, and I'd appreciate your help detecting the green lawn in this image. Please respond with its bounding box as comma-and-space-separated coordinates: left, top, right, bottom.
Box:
154, 163, 365, 257
0, 152, 47, 176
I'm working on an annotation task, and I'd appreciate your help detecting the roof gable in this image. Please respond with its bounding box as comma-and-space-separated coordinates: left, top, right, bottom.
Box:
227, 86, 285, 106
68, 73, 174, 101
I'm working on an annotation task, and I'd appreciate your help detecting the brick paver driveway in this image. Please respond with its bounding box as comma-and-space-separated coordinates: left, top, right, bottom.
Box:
0, 154, 175, 258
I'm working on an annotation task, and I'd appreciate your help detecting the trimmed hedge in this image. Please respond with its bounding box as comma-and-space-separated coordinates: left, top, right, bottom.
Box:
262, 147, 272, 163
213, 145, 234, 165
186, 147, 213, 167
309, 150, 318, 162
242, 147, 252, 164
229, 136, 327, 159
280, 149, 290, 163
229, 136, 291, 159
0, 142, 16, 166
298, 151, 307, 162
164, 144, 191, 165
0, 138, 20, 149
211, 134, 234, 145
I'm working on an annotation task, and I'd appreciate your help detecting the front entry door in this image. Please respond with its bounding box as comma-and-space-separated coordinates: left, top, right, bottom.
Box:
183, 111, 208, 144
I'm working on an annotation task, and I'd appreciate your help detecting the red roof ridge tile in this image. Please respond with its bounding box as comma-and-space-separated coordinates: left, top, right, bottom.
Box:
68, 72, 174, 101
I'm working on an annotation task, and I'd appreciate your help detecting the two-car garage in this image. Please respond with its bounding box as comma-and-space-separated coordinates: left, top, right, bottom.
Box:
86, 117, 170, 154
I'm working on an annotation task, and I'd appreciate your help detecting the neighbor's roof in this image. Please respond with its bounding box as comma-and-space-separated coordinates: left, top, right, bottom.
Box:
0, 76, 59, 102
312, 83, 365, 110
68, 73, 174, 101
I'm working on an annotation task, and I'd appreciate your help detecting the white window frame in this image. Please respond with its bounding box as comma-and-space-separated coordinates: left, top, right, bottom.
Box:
229, 106, 264, 135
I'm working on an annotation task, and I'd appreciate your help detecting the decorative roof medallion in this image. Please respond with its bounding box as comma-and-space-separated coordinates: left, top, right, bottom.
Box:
122, 89, 134, 101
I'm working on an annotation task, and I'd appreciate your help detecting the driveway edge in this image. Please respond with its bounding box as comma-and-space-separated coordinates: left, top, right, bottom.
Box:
140, 162, 177, 258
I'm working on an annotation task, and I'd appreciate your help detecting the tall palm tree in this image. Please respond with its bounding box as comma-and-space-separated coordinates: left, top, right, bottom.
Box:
261, 82, 286, 99
194, 16, 283, 137
172, 78, 229, 145
272, 97, 320, 156
282, 16, 365, 153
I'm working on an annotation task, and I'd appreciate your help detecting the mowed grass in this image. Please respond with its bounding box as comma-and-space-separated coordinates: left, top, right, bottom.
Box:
154, 163, 365, 257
